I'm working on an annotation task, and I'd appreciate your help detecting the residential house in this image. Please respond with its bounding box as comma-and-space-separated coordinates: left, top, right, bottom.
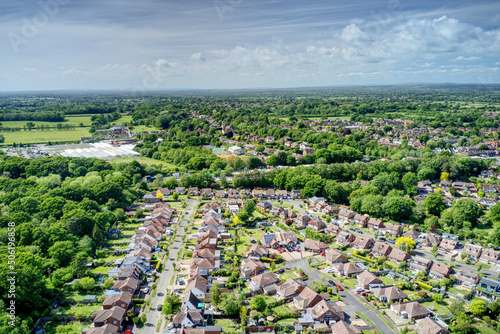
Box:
121, 255, 150, 273
276, 279, 306, 299
157, 187, 171, 197
246, 244, 269, 258
252, 189, 264, 198
275, 190, 289, 199
391, 301, 431, 320
476, 277, 500, 300
249, 272, 279, 292
438, 180, 451, 191
482, 184, 500, 194
260, 234, 278, 248
213, 190, 226, 199
438, 238, 458, 253
384, 223, 403, 237
276, 231, 299, 247
143, 193, 161, 204
279, 209, 297, 220
372, 286, 409, 302
322, 205, 339, 215
452, 182, 477, 194
175, 187, 186, 195
270, 206, 284, 217
421, 233, 442, 247
295, 214, 311, 227
325, 224, 341, 236
185, 278, 207, 299
256, 201, 272, 211
93, 307, 125, 329
357, 270, 383, 289
182, 291, 201, 311
330, 321, 361, 334
338, 209, 354, 224
462, 243, 483, 261
456, 270, 479, 288
311, 300, 344, 323
308, 196, 325, 207
351, 236, 375, 251
371, 242, 392, 257
336, 232, 355, 247
332, 262, 364, 278
227, 189, 240, 199
265, 189, 275, 199
304, 239, 329, 253
102, 292, 133, 310
324, 248, 348, 264
291, 190, 302, 199
241, 259, 266, 278
172, 310, 204, 328
240, 189, 251, 198
83, 324, 119, 334
403, 229, 421, 240
479, 248, 500, 265
368, 218, 384, 230
416, 317, 449, 334
293, 287, 323, 309
201, 188, 213, 197
408, 256, 433, 273
188, 187, 199, 196
353, 214, 369, 228
429, 262, 452, 280
308, 220, 327, 231
111, 277, 139, 294
388, 249, 410, 264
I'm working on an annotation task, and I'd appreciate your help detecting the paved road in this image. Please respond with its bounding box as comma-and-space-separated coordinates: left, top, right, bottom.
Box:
137, 199, 198, 334
286, 258, 396, 334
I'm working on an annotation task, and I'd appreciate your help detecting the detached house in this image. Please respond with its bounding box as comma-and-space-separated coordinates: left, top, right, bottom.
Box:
111, 277, 139, 294
368, 218, 383, 230
372, 286, 408, 302
330, 321, 361, 334
293, 287, 323, 309
438, 238, 458, 253
476, 277, 500, 300
311, 300, 344, 323
384, 223, 403, 237
371, 242, 392, 257
357, 270, 383, 289
391, 301, 431, 321
351, 236, 374, 251
354, 214, 369, 228
249, 272, 279, 292
324, 248, 348, 264
338, 210, 354, 224
102, 292, 133, 310
388, 249, 410, 264
416, 317, 449, 334
479, 248, 500, 265
260, 234, 278, 248
332, 262, 363, 278
93, 307, 125, 329
246, 244, 269, 258
276, 278, 306, 299
408, 256, 432, 273
429, 262, 452, 280
308, 220, 327, 231
456, 270, 479, 288
304, 239, 329, 253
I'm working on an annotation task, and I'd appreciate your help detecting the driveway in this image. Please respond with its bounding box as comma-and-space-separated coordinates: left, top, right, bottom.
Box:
136, 199, 199, 334
286, 258, 396, 334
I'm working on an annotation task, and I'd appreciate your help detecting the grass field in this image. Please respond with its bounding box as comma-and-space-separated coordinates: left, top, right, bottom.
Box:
1, 127, 90, 145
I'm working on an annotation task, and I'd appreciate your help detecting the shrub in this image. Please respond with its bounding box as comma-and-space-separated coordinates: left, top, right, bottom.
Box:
415, 281, 433, 291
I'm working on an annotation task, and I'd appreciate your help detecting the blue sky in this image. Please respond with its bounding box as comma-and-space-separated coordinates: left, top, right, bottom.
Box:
1, 0, 499, 91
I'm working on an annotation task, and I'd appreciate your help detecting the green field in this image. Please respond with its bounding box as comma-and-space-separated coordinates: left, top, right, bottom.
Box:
1, 127, 90, 145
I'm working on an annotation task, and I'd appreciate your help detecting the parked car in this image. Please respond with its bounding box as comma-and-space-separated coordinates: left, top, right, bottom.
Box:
277, 269, 285, 274
167, 323, 174, 330
328, 280, 335, 286
296, 248, 300, 252
349, 227, 356, 231
143, 287, 150, 294
335, 284, 343, 291
355, 287, 364, 293
157, 304, 163, 311
178, 278, 184, 285
356, 230, 363, 234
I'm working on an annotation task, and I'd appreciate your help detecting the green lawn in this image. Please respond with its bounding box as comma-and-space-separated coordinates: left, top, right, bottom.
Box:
214, 318, 238, 332
44, 321, 91, 334
2, 127, 91, 145
474, 320, 499, 334
271, 304, 292, 315
280, 271, 299, 281
61, 289, 90, 302
51, 304, 102, 317
89, 266, 113, 275
339, 278, 357, 289
421, 300, 450, 314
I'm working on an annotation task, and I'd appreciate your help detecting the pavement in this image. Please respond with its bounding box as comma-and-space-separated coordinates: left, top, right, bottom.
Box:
286, 258, 396, 334
136, 199, 198, 334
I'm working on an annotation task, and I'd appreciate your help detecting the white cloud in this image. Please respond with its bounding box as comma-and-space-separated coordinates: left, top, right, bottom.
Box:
454, 56, 480, 61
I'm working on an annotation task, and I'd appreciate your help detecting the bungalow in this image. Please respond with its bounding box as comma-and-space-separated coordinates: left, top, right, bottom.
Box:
311, 300, 344, 323
388, 249, 410, 264
367, 218, 383, 230
351, 236, 375, 251
372, 285, 409, 302
256, 201, 272, 211
456, 270, 479, 288
293, 287, 323, 309
276, 279, 306, 299
332, 262, 364, 278
438, 180, 452, 190
391, 301, 431, 320
438, 238, 458, 253
330, 321, 361, 334
102, 291, 133, 310
201, 188, 213, 197
408, 256, 433, 273
144, 192, 161, 204
479, 248, 500, 265
324, 248, 348, 264
416, 317, 449, 334
429, 262, 452, 280
188, 187, 200, 196
338, 209, 354, 224
354, 214, 369, 228
157, 187, 171, 197
304, 239, 329, 253
462, 243, 482, 261
308, 220, 327, 231
246, 244, 269, 258
371, 242, 392, 257
249, 272, 279, 292
260, 234, 278, 248
357, 270, 383, 289
476, 277, 500, 300
93, 307, 125, 329
175, 187, 186, 195
420, 233, 442, 247
384, 223, 403, 237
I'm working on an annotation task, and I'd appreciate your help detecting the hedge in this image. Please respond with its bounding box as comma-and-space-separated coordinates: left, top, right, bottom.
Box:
133, 298, 145, 304
415, 281, 433, 291
352, 253, 374, 263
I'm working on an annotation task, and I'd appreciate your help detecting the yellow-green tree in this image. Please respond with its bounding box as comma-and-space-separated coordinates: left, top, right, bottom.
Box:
440, 172, 449, 181
396, 236, 416, 253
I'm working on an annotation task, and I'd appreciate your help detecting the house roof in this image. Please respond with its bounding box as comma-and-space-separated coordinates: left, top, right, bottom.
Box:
389, 249, 409, 262
372, 286, 408, 301
416, 317, 449, 334
111, 277, 139, 291
311, 300, 344, 320
276, 278, 306, 298
294, 287, 322, 308
357, 270, 383, 287
102, 291, 132, 308
85, 324, 120, 334
185, 278, 207, 293
333, 262, 364, 275
330, 320, 361, 334
324, 248, 347, 263
372, 242, 392, 255
246, 244, 268, 257
93, 307, 126, 324
430, 262, 451, 276
251, 272, 279, 287
403, 229, 421, 239
392, 301, 431, 319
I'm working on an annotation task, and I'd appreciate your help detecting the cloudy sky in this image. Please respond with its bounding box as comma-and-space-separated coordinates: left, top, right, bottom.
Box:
1, 0, 499, 91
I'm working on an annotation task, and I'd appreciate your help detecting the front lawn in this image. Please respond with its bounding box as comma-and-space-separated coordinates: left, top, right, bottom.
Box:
338, 278, 357, 289
280, 271, 299, 280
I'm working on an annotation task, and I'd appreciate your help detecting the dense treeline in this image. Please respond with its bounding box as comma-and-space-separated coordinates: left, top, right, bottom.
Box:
0, 111, 65, 122
0, 156, 156, 332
